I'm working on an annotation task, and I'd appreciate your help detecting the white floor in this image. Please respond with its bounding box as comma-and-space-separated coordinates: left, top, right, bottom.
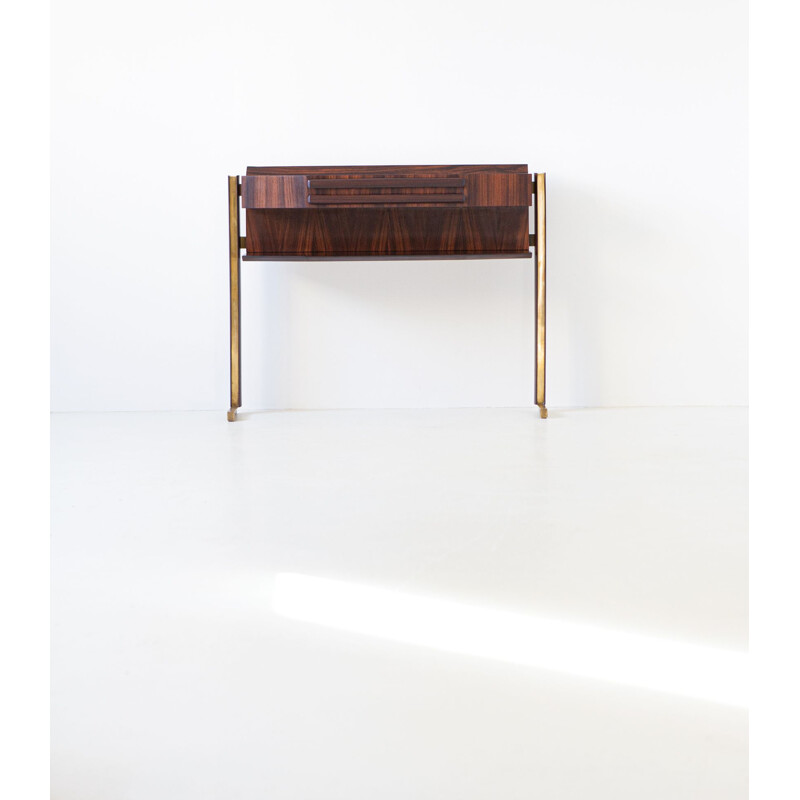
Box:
51, 407, 748, 800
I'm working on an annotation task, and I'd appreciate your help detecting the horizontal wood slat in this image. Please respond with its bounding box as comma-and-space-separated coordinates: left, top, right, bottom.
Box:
247, 164, 528, 176
243, 253, 532, 261
307, 193, 465, 204
308, 178, 466, 189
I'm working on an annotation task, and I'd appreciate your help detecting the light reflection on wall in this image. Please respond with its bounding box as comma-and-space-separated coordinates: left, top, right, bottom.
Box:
273, 573, 748, 708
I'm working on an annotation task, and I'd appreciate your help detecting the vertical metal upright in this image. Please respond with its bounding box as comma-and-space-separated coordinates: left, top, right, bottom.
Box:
227, 176, 242, 421
534, 172, 547, 418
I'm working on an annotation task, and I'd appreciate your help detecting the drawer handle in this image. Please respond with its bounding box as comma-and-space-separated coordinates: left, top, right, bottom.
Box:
307, 177, 466, 204
308, 193, 465, 204
308, 178, 465, 190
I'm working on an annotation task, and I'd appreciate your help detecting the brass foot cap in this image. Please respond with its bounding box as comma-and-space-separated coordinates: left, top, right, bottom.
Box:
227, 407, 238, 422
538, 404, 548, 419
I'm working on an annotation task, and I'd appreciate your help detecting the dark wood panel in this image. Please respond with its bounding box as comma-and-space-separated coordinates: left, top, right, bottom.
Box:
246, 164, 529, 176
244, 173, 531, 208
466, 173, 531, 206
241, 175, 306, 208
244, 208, 529, 256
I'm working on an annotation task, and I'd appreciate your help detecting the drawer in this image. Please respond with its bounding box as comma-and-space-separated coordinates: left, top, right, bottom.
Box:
241, 172, 532, 209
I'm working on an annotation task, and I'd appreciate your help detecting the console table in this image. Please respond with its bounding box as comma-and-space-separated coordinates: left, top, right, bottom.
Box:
227, 164, 547, 420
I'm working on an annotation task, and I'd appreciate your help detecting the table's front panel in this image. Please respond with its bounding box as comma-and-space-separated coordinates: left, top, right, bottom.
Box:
241, 165, 532, 258
244, 207, 529, 257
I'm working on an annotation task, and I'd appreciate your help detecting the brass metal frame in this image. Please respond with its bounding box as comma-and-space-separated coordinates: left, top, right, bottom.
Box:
534, 173, 547, 418
227, 176, 242, 421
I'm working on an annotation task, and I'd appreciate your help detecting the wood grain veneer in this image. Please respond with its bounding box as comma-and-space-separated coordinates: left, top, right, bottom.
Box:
241, 165, 533, 256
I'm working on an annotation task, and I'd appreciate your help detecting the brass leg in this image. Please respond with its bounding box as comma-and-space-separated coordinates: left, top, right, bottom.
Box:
228, 175, 242, 421
535, 172, 547, 419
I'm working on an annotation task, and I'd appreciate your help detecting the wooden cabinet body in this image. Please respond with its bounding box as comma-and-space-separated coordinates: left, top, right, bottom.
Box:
241, 164, 533, 259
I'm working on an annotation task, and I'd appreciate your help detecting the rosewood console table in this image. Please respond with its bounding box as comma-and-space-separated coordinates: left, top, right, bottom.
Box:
227, 165, 547, 420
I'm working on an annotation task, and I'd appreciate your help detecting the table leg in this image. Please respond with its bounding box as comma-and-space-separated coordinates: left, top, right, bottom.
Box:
535, 172, 547, 419
228, 175, 241, 421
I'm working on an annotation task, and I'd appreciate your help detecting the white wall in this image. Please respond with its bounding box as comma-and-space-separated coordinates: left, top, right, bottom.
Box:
51, 0, 748, 411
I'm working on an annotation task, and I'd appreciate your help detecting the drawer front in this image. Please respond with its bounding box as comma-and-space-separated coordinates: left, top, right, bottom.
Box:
242, 173, 532, 208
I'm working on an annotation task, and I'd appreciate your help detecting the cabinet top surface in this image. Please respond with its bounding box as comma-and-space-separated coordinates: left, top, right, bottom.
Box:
246, 164, 530, 176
